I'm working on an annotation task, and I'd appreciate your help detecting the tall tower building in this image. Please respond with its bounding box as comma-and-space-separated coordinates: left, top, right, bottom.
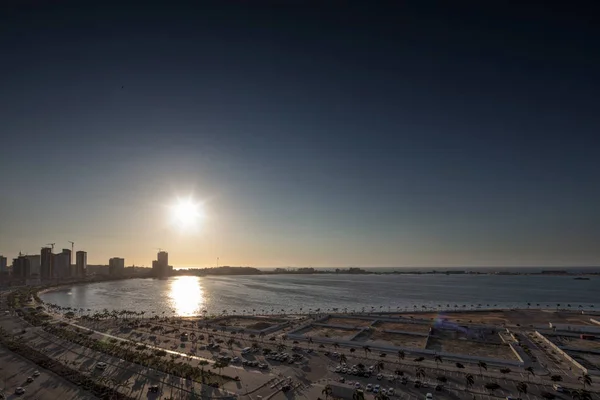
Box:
41, 247, 53, 279
0, 255, 7, 273
53, 252, 70, 278
76, 251, 87, 277
153, 251, 171, 277
109, 257, 125, 275
25, 255, 41, 277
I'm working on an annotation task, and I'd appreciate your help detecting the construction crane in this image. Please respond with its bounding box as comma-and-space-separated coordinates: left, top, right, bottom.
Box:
156, 248, 162, 253
68, 241, 74, 255
46, 243, 55, 252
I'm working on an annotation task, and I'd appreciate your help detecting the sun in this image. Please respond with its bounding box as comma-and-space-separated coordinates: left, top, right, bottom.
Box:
169, 197, 204, 231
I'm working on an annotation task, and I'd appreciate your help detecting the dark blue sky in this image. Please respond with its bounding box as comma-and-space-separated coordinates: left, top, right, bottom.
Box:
1, 1, 599, 267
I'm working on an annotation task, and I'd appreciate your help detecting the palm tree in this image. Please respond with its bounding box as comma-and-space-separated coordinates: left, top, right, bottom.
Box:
465, 374, 475, 390
375, 393, 390, 400
352, 389, 365, 400
363, 345, 371, 358
525, 366, 535, 381
434, 354, 443, 371
516, 381, 528, 397
578, 373, 592, 389
349, 347, 356, 355
415, 367, 426, 381
339, 354, 348, 365
375, 360, 384, 373
477, 361, 488, 376
499, 367, 511, 377
572, 389, 592, 400
321, 385, 333, 399
397, 349, 405, 364
198, 360, 209, 383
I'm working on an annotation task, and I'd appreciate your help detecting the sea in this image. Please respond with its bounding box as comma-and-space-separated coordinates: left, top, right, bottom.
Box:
39, 273, 599, 317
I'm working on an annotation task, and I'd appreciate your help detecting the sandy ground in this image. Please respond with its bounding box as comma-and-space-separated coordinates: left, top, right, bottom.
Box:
353, 330, 428, 349
394, 310, 596, 327
325, 317, 375, 327
212, 317, 283, 330
374, 321, 431, 334
552, 336, 600, 351
426, 337, 518, 361
301, 326, 358, 340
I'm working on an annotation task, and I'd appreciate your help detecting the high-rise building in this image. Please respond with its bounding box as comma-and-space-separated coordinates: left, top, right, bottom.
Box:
76, 251, 87, 277
152, 251, 171, 277
62, 248, 72, 268
109, 257, 125, 275
0, 256, 7, 273
25, 255, 41, 277
53, 252, 70, 278
41, 247, 53, 279
12, 256, 31, 278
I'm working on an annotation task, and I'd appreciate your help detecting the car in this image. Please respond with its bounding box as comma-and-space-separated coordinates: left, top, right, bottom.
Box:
505, 397, 517, 400
288, 358, 294, 364
26, 376, 34, 383
381, 389, 387, 395
366, 384, 373, 392
15, 387, 25, 395
373, 387, 379, 394
339, 377, 345, 383
148, 385, 160, 393
32, 371, 40, 377
377, 373, 383, 380
553, 384, 564, 392
388, 388, 394, 395
232, 357, 240, 363
355, 382, 361, 389
435, 385, 442, 391
95, 362, 107, 370
335, 366, 341, 372
426, 393, 433, 400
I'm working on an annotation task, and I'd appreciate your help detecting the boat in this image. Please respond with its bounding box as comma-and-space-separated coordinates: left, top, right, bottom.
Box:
573, 277, 590, 280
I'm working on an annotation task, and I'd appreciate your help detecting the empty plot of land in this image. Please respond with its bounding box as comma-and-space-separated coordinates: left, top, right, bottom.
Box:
374, 321, 430, 334
301, 326, 359, 340
215, 317, 281, 329
396, 310, 595, 327
326, 317, 375, 327
426, 337, 517, 360
553, 336, 600, 351
353, 330, 427, 349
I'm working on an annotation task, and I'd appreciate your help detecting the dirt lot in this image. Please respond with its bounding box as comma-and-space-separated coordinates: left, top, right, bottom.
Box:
426, 337, 518, 361
553, 336, 600, 351
326, 317, 375, 328
213, 317, 282, 330
301, 326, 359, 340
394, 310, 596, 327
352, 330, 427, 349
373, 321, 430, 334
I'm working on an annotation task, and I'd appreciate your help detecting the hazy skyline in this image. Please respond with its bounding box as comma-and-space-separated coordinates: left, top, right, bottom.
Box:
1, 2, 599, 268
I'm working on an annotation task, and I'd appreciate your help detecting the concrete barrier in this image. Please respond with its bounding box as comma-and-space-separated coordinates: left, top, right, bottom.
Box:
534, 331, 600, 376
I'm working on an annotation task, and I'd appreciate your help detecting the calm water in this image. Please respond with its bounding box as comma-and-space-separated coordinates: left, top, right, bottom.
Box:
40, 274, 599, 316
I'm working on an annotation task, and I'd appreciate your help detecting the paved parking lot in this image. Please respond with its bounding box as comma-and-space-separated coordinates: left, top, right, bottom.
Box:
0, 346, 96, 400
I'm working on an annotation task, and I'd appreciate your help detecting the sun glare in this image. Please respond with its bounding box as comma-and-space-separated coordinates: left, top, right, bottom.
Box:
169, 197, 204, 231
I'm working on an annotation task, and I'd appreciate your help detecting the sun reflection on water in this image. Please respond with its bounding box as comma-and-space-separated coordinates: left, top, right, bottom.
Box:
168, 276, 204, 316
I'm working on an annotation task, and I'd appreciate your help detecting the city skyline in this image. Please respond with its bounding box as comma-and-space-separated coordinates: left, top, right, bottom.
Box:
1, 2, 599, 268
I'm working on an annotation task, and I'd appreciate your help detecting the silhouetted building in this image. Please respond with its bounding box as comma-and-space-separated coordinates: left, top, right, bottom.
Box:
54, 252, 70, 278
25, 255, 41, 277
62, 248, 72, 275
109, 257, 125, 275
0, 256, 7, 273
152, 251, 171, 277
76, 251, 87, 277
41, 247, 53, 279
12, 256, 30, 278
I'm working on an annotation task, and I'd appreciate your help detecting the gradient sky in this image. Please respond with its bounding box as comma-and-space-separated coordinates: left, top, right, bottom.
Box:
1, 1, 599, 268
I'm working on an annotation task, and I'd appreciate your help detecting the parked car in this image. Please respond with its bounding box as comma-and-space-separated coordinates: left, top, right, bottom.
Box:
148, 385, 160, 393
426, 393, 433, 400
15, 387, 25, 395
95, 362, 107, 370
32, 371, 40, 377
